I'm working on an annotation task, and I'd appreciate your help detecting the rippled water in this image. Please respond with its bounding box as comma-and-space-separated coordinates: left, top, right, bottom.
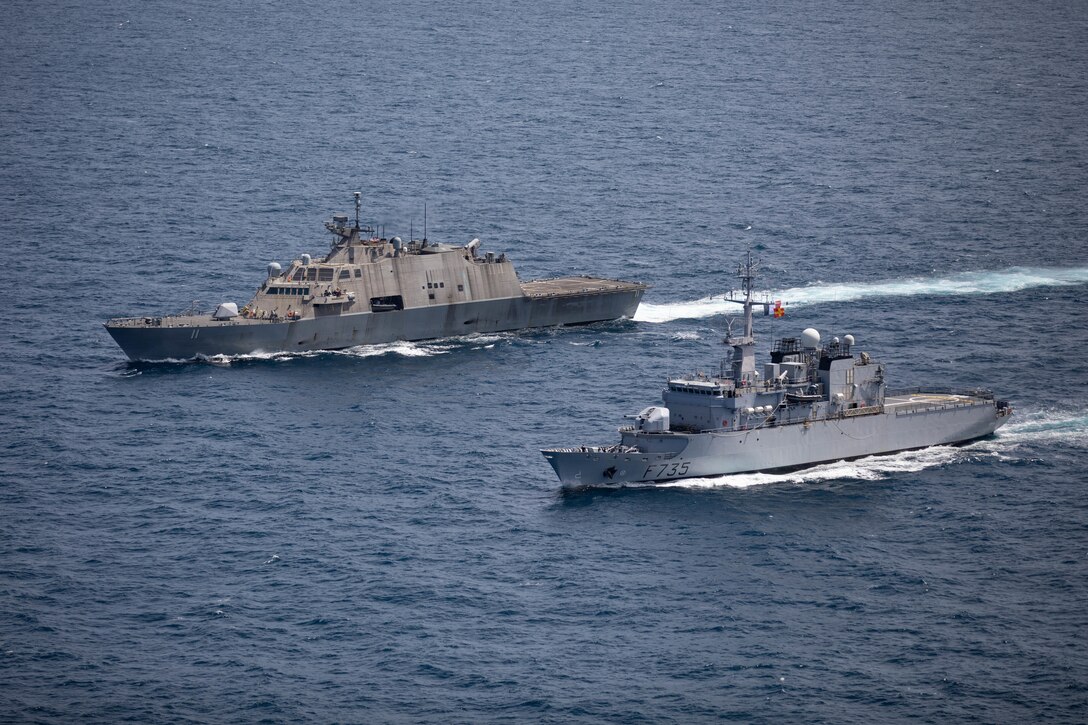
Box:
3, 0, 1088, 722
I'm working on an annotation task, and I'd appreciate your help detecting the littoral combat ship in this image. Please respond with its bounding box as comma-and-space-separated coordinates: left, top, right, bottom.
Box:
105, 193, 646, 360
542, 250, 1012, 486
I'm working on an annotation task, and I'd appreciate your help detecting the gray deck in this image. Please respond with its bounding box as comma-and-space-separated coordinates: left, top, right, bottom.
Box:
884, 391, 991, 414
521, 276, 648, 298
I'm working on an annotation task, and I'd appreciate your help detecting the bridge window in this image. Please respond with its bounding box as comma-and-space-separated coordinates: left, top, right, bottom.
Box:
318, 268, 334, 282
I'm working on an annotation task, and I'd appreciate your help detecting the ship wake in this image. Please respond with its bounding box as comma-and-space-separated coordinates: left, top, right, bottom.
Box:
984, 410, 1088, 449
137, 334, 515, 365
659, 446, 966, 490
634, 265, 1088, 324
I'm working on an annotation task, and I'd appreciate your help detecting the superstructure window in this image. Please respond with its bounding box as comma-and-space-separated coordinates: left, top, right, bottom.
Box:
354, 269, 361, 278
339, 269, 350, 280
370, 295, 403, 312
318, 268, 334, 282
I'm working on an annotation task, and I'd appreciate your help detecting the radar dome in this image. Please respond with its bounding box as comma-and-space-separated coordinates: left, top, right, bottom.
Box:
266, 262, 282, 278
844, 334, 855, 346
300, 253, 312, 265
801, 328, 820, 348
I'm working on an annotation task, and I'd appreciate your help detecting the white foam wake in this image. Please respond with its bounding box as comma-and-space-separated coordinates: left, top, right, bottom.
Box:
633, 265, 1088, 323
986, 410, 1088, 447
196, 333, 511, 364
659, 446, 964, 490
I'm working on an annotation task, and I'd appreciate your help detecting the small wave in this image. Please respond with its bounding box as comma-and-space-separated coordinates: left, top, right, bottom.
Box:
634, 265, 1088, 323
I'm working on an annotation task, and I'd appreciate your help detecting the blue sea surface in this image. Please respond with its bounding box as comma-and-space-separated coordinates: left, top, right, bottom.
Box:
3, 0, 1088, 722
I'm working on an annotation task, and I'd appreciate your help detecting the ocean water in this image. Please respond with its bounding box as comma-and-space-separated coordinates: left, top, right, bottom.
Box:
3, 0, 1088, 722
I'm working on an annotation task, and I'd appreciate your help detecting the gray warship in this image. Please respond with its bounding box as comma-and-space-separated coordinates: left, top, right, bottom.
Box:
542, 251, 1012, 486
105, 193, 647, 360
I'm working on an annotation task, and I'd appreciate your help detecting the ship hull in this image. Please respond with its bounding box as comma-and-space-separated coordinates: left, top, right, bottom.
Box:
105, 287, 643, 361
542, 399, 1011, 486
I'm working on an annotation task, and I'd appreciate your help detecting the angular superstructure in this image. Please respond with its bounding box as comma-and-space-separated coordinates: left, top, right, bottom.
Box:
105, 193, 646, 360
542, 250, 1012, 485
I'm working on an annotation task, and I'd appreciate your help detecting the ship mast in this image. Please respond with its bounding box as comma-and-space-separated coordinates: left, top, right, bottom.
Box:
723, 247, 759, 385
738, 247, 756, 341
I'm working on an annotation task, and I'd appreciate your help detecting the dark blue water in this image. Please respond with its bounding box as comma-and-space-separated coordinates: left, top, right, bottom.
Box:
3, 0, 1088, 722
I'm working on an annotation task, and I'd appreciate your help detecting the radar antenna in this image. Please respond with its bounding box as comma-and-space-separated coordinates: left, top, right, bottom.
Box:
353, 191, 361, 230
713, 245, 764, 384
723, 315, 737, 343
736, 247, 758, 340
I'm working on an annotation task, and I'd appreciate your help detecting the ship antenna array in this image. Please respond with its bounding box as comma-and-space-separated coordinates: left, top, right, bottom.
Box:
353, 191, 361, 230
737, 247, 757, 301
720, 317, 737, 374
736, 247, 758, 339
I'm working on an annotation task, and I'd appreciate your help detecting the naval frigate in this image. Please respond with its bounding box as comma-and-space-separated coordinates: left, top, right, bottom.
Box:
542, 250, 1012, 486
105, 193, 647, 360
